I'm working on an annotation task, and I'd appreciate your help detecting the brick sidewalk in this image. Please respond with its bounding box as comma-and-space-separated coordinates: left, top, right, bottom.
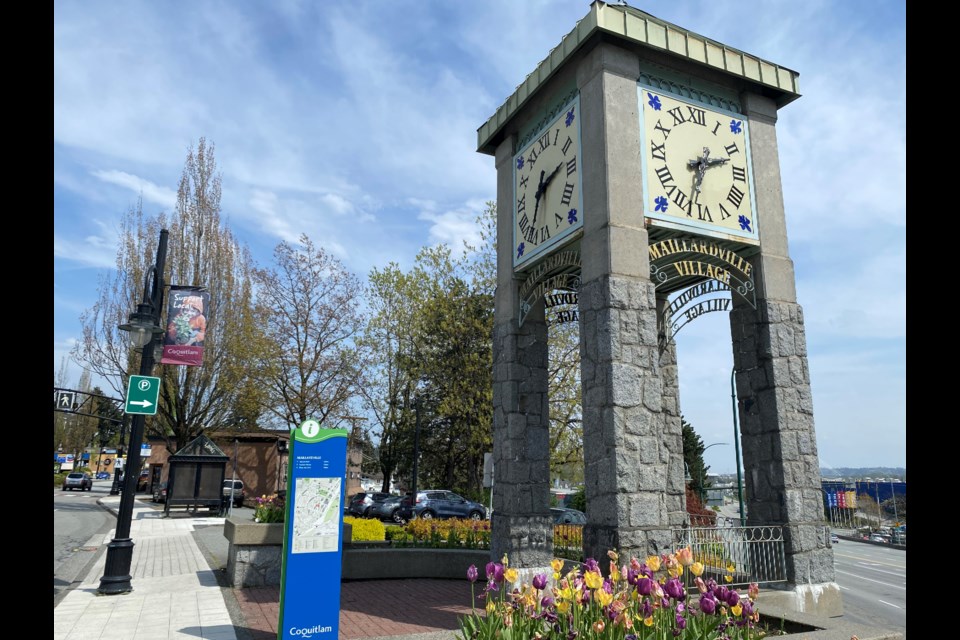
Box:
233, 579, 477, 639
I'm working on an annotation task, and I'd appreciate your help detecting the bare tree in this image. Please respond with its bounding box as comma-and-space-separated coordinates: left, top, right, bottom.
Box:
252, 234, 366, 429
73, 138, 264, 452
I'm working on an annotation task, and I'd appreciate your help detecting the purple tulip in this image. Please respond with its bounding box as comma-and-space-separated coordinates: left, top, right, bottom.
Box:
637, 577, 653, 595
700, 593, 717, 615
741, 599, 754, 617
626, 568, 639, 585
493, 564, 505, 583
725, 590, 740, 607
584, 558, 600, 573
675, 613, 687, 630
486, 561, 497, 580
641, 599, 654, 618
467, 565, 478, 583
533, 573, 547, 590
664, 578, 685, 600
541, 595, 555, 608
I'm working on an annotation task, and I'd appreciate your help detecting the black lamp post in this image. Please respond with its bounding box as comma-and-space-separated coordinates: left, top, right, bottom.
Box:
98, 229, 168, 596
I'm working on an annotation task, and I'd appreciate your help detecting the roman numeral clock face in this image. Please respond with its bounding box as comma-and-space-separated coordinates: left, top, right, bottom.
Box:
513, 96, 583, 271
640, 89, 758, 242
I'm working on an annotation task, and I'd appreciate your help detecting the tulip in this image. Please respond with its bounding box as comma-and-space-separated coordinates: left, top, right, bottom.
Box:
541, 595, 554, 608
677, 547, 694, 566
748, 582, 760, 600
731, 603, 742, 616
664, 578, 685, 600
700, 593, 717, 614
690, 561, 704, 577
694, 577, 707, 594
584, 558, 600, 573
675, 612, 687, 629
532, 573, 547, 590
486, 561, 497, 580
637, 577, 653, 595
725, 590, 740, 607
592, 621, 605, 633
467, 565, 478, 583
584, 571, 603, 590
646, 555, 661, 572
551, 558, 564, 573
504, 568, 519, 584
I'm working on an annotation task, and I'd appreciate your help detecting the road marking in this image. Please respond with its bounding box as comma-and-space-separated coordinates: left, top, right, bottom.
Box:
878, 599, 902, 610
853, 563, 907, 579
834, 569, 905, 591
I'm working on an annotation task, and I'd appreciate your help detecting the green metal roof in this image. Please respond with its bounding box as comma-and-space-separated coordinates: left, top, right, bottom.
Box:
477, 1, 801, 155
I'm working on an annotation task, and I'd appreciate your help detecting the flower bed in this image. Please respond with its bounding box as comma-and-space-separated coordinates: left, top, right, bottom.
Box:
457, 547, 817, 639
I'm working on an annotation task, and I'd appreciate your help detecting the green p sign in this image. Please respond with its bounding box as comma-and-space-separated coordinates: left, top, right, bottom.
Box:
125, 375, 161, 415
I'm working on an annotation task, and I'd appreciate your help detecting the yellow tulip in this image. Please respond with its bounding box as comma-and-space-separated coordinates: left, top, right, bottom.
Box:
732, 603, 743, 617
724, 575, 733, 583
690, 562, 704, 577
646, 555, 661, 572
596, 589, 613, 607
551, 558, 564, 573
643, 616, 654, 627
557, 601, 570, 614
504, 568, 519, 584
726, 562, 736, 573
486, 600, 496, 614
584, 571, 603, 590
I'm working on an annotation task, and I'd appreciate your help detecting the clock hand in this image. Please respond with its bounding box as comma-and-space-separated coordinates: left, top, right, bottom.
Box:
687, 147, 729, 195
533, 169, 547, 224
543, 162, 563, 189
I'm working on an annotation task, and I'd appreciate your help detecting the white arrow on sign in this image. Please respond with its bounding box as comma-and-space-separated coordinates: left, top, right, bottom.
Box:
129, 400, 153, 408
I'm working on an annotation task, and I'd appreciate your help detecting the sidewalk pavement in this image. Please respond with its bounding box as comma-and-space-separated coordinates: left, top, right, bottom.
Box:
54, 493, 474, 640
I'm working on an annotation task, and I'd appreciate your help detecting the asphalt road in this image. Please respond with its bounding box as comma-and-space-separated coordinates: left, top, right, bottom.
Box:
832, 537, 906, 639
53, 478, 118, 604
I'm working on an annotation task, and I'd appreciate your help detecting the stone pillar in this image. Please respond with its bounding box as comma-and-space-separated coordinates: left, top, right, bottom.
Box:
490, 135, 553, 576
577, 43, 685, 563
729, 92, 840, 615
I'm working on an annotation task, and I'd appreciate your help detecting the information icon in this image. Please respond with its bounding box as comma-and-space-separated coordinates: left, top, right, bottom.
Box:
300, 419, 321, 438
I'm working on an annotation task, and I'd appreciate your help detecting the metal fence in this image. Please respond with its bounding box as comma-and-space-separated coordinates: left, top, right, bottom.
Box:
552, 522, 787, 588
671, 524, 787, 588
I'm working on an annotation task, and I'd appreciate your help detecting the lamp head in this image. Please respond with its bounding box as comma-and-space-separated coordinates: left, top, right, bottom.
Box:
118, 302, 163, 348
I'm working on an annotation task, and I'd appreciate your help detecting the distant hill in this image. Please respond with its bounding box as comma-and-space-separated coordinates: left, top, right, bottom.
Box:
819, 467, 905, 480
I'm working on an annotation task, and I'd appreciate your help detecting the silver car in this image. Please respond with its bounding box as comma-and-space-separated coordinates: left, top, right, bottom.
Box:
62, 472, 93, 491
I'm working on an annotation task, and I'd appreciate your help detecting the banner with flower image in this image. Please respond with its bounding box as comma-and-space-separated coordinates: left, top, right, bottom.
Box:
161, 286, 209, 366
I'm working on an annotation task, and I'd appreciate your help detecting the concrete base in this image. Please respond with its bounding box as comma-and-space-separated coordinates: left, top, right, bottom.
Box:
756, 597, 902, 640
760, 582, 844, 617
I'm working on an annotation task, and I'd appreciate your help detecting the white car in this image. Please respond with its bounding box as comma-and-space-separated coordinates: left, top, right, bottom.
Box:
830, 533, 839, 544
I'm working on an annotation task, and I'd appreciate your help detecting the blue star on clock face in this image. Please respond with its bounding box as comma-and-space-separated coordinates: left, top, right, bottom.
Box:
516, 242, 525, 258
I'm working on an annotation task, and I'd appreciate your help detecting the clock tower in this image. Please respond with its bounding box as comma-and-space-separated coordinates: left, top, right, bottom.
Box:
478, 1, 840, 615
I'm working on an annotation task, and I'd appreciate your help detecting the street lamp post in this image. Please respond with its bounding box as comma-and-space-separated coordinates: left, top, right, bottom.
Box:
731, 369, 746, 526
699, 442, 729, 506
412, 396, 421, 502
98, 229, 168, 596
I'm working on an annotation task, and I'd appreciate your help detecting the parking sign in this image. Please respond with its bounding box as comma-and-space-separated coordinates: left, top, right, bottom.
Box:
125, 375, 161, 415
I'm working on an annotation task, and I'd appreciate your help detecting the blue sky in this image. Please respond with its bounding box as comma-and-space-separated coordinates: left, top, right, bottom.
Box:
54, 1, 905, 475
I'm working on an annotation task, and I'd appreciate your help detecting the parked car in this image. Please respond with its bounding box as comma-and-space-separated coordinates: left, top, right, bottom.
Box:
347, 492, 393, 517
95, 471, 111, 480
551, 507, 586, 525
398, 490, 486, 521
222, 479, 245, 508
152, 481, 169, 503
368, 495, 406, 524
62, 472, 93, 491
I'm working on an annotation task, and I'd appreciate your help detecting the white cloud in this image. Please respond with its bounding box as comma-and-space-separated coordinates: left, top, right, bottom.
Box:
91, 170, 178, 208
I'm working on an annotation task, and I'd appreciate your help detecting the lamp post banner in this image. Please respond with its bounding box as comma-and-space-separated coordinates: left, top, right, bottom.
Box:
161, 286, 209, 366
277, 421, 348, 640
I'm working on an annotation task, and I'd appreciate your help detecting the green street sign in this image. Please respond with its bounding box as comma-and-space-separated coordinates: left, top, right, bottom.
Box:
125, 375, 161, 415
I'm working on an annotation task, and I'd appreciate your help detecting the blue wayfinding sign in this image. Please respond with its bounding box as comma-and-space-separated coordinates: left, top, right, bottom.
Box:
277, 419, 348, 640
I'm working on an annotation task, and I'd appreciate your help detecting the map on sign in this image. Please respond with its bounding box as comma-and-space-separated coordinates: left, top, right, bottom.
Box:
291, 477, 342, 554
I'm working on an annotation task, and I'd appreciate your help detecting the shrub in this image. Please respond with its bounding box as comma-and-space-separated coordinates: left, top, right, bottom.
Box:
345, 516, 386, 541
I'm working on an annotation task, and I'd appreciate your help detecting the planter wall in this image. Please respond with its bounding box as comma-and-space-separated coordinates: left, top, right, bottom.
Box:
223, 518, 489, 587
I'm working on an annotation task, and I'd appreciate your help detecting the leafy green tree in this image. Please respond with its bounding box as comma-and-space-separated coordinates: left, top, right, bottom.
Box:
681, 415, 710, 503
568, 485, 587, 512
360, 262, 423, 493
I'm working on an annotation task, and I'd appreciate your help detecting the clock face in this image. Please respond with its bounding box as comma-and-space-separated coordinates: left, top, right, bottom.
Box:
639, 88, 758, 242
513, 96, 583, 271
